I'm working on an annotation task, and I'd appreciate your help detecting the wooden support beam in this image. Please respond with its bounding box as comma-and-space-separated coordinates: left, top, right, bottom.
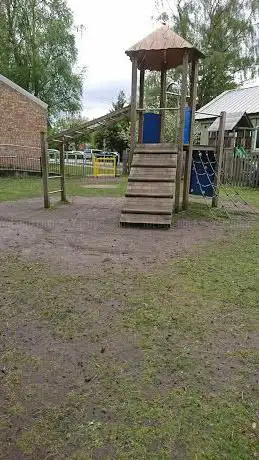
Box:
137, 107, 179, 112
212, 111, 226, 207
129, 57, 138, 169
160, 69, 167, 142
41, 132, 50, 209
59, 140, 67, 202
182, 59, 199, 210
174, 51, 189, 213
138, 69, 145, 143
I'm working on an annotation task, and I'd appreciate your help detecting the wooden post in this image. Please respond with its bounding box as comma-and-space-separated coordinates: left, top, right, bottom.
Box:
212, 111, 226, 207
138, 69, 145, 143
60, 139, 67, 202
182, 59, 199, 210
160, 69, 167, 142
122, 149, 129, 175
255, 152, 259, 187
174, 51, 189, 213
129, 57, 138, 169
41, 132, 50, 209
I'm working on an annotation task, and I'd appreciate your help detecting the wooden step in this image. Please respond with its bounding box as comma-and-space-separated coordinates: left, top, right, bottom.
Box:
121, 197, 172, 215
132, 163, 175, 168
120, 213, 171, 227
130, 167, 176, 181
120, 146, 177, 228
126, 181, 174, 197
132, 153, 177, 167
135, 143, 177, 154
128, 177, 175, 183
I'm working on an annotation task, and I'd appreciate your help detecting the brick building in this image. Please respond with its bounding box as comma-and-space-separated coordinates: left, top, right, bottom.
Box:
0, 73, 48, 171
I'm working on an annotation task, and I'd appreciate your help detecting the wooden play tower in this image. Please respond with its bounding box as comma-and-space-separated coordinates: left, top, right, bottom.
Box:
120, 26, 204, 227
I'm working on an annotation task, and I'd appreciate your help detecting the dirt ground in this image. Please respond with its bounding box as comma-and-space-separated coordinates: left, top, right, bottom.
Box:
0, 197, 258, 459
0, 196, 232, 274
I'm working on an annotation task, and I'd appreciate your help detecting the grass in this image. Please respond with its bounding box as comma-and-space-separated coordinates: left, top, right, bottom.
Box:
0, 176, 258, 216
0, 176, 128, 201
0, 222, 259, 459
66, 177, 127, 198
221, 185, 259, 208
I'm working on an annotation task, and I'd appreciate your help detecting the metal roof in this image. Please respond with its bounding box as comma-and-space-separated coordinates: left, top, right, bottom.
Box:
196, 86, 259, 120
0, 73, 48, 109
208, 112, 253, 132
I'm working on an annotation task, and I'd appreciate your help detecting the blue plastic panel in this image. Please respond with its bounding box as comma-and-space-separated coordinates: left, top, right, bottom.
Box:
143, 113, 161, 144
184, 107, 192, 144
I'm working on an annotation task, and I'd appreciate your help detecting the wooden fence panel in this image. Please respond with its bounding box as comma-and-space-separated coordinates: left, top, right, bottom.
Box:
221, 150, 259, 187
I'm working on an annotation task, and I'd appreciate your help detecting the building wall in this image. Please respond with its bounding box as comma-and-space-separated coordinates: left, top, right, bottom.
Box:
250, 115, 258, 127
0, 81, 47, 165
198, 120, 212, 145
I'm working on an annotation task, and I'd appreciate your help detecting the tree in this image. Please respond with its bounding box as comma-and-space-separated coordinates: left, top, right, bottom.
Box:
95, 122, 130, 153
51, 114, 88, 134
0, 0, 84, 116
48, 114, 92, 149
95, 91, 130, 153
111, 90, 127, 111
144, 72, 161, 108
154, 0, 259, 105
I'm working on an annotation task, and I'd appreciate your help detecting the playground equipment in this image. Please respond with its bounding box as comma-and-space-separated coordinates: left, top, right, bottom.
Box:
93, 156, 116, 177
41, 133, 117, 208
120, 26, 225, 227
41, 107, 131, 207
41, 132, 67, 208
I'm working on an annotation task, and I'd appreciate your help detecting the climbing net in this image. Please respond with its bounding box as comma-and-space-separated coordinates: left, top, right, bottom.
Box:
191, 150, 258, 218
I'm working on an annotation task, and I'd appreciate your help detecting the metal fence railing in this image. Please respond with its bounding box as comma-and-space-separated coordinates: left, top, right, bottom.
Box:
0, 154, 119, 178
48, 158, 93, 177
0, 154, 41, 176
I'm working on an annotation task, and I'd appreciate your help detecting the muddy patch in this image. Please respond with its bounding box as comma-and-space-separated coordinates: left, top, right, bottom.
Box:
0, 196, 237, 274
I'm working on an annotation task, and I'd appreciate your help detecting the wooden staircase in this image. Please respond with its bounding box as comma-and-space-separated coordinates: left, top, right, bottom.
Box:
120, 144, 177, 228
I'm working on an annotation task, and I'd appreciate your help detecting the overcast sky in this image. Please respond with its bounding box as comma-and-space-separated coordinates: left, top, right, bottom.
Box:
67, 0, 259, 120
67, 0, 157, 119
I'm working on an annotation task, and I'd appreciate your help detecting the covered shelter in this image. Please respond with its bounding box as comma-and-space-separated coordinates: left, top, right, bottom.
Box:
195, 86, 259, 149
120, 25, 205, 227
208, 112, 253, 150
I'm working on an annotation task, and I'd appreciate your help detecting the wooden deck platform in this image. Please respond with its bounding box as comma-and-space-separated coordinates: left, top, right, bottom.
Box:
120, 144, 177, 228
